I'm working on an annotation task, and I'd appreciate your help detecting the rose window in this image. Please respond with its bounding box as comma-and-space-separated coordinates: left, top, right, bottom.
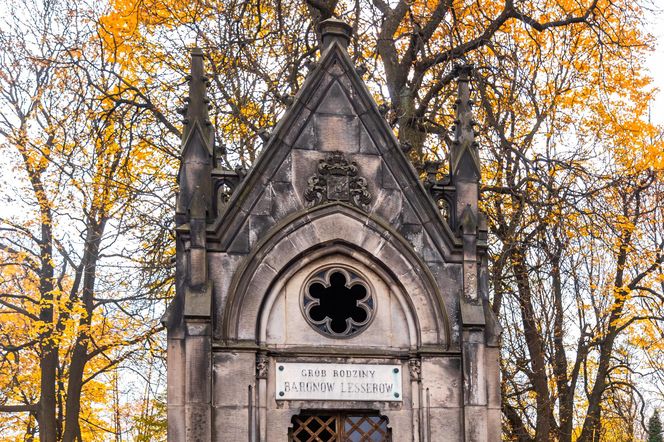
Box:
302, 267, 374, 338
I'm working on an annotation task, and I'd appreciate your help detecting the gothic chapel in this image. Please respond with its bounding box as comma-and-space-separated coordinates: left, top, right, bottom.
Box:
163, 18, 501, 442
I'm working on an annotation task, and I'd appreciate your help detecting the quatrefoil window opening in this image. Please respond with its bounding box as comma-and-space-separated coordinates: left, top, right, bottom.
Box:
302, 267, 375, 338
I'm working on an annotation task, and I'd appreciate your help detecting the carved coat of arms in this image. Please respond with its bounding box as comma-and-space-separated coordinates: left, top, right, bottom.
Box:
304, 151, 372, 211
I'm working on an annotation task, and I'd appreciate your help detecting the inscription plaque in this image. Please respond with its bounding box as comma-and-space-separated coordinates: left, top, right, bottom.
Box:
275, 362, 402, 401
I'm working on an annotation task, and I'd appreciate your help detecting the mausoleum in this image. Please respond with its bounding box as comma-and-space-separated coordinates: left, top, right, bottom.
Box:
163, 18, 501, 442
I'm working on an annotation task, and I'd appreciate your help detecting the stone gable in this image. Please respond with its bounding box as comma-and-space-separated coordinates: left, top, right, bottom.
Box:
165, 18, 501, 442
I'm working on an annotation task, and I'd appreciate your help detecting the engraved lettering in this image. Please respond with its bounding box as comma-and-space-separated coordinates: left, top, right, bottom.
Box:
275, 363, 402, 401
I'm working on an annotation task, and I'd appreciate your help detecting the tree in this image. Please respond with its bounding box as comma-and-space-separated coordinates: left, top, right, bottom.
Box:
648, 410, 663, 442
0, 0, 171, 439
98, 0, 662, 439
1, 0, 662, 440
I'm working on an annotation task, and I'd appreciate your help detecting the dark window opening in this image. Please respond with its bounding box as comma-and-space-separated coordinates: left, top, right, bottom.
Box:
309, 272, 367, 333
302, 268, 374, 338
289, 412, 391, 442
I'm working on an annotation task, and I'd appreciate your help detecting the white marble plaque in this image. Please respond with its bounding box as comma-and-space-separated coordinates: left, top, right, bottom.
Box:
275, 362, 402, 401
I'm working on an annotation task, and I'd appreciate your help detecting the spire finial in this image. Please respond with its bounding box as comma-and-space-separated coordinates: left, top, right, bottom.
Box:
175, 48, 215, 222
318, 18, 352, 50
182, 47, 212, 141
450, 64, 480, 180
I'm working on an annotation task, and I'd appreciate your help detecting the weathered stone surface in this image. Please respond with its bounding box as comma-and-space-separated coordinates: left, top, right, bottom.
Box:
226, 221, 250, 254
185, 404, 211, 441
265, 292, 286, 343
378, 161, 398, 188
262, 236, 297, 272
389, 297, 411, 348
291, 115, 317, 149
270, 181, 299, 220
402, 196, 429, 226
251, 184, 273, 216
359, 122, 380, 155
167, 339, 185, 406
302, 71, 335, 111
386, 410, 416, 442
338, 74, 369, 115
210, 253, 244, 339
167, 405, 185, 441
429, 407, 464, 442
427, 260, 463, 348
401, 223, 424, 252
249, 215, 276, 247
167, 22, 499, 442
487, 408, 502, 442
421, 229, 444, 263
312, 212, 366, 245
485, 347, 501, 409
285, 224, 320, 252
213, 352, 254, 407
463, 405, 488, 442
317, 81, 356, 116
185, 336, 211, 403
212, 407, 250, 441
358, 113, 389, 152
236, 264, 278, 340
272, 153, 293, 184
265, 409, 298, 441
315, 114, 359, 153
280, 104, 312, 147
462, 330, 487, 408
358, 227, 387, 256
422, 357, 462, 407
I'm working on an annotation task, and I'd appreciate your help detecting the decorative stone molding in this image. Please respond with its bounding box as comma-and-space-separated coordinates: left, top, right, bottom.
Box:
304, 151, 372, 211
408, 358, 422, 382
256, 353, 269, 379
214, 165, 247, 216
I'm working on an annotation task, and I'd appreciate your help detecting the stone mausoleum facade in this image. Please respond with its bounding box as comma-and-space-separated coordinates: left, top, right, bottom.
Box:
163, 19, 501, 442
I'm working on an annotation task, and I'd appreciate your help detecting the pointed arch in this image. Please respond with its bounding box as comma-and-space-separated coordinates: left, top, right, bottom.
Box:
219, 203, 450, 348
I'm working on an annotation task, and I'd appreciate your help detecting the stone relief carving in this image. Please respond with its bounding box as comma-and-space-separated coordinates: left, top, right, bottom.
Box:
256, 353, 268, 379
215, 164, 247, 216
409, 359, 422, 381
304, 151, 372, 211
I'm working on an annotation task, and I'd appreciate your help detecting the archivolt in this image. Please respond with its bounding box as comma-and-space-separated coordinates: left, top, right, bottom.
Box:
219, 203, 450, 348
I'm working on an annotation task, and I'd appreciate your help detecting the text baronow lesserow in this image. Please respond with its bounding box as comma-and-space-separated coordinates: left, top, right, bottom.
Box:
275, 362, 403, 401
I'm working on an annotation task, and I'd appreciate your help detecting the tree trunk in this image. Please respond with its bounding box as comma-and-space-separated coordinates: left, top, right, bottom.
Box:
510, 246, 553, 441
577, 223, 631, 441
551, 254, 573, 442
25, 151, 59, 442
62, 220, 105, 441
39, 346, 58, 442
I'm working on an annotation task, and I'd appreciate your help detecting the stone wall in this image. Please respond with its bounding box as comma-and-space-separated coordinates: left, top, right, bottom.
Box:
166, 18, 500, 442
